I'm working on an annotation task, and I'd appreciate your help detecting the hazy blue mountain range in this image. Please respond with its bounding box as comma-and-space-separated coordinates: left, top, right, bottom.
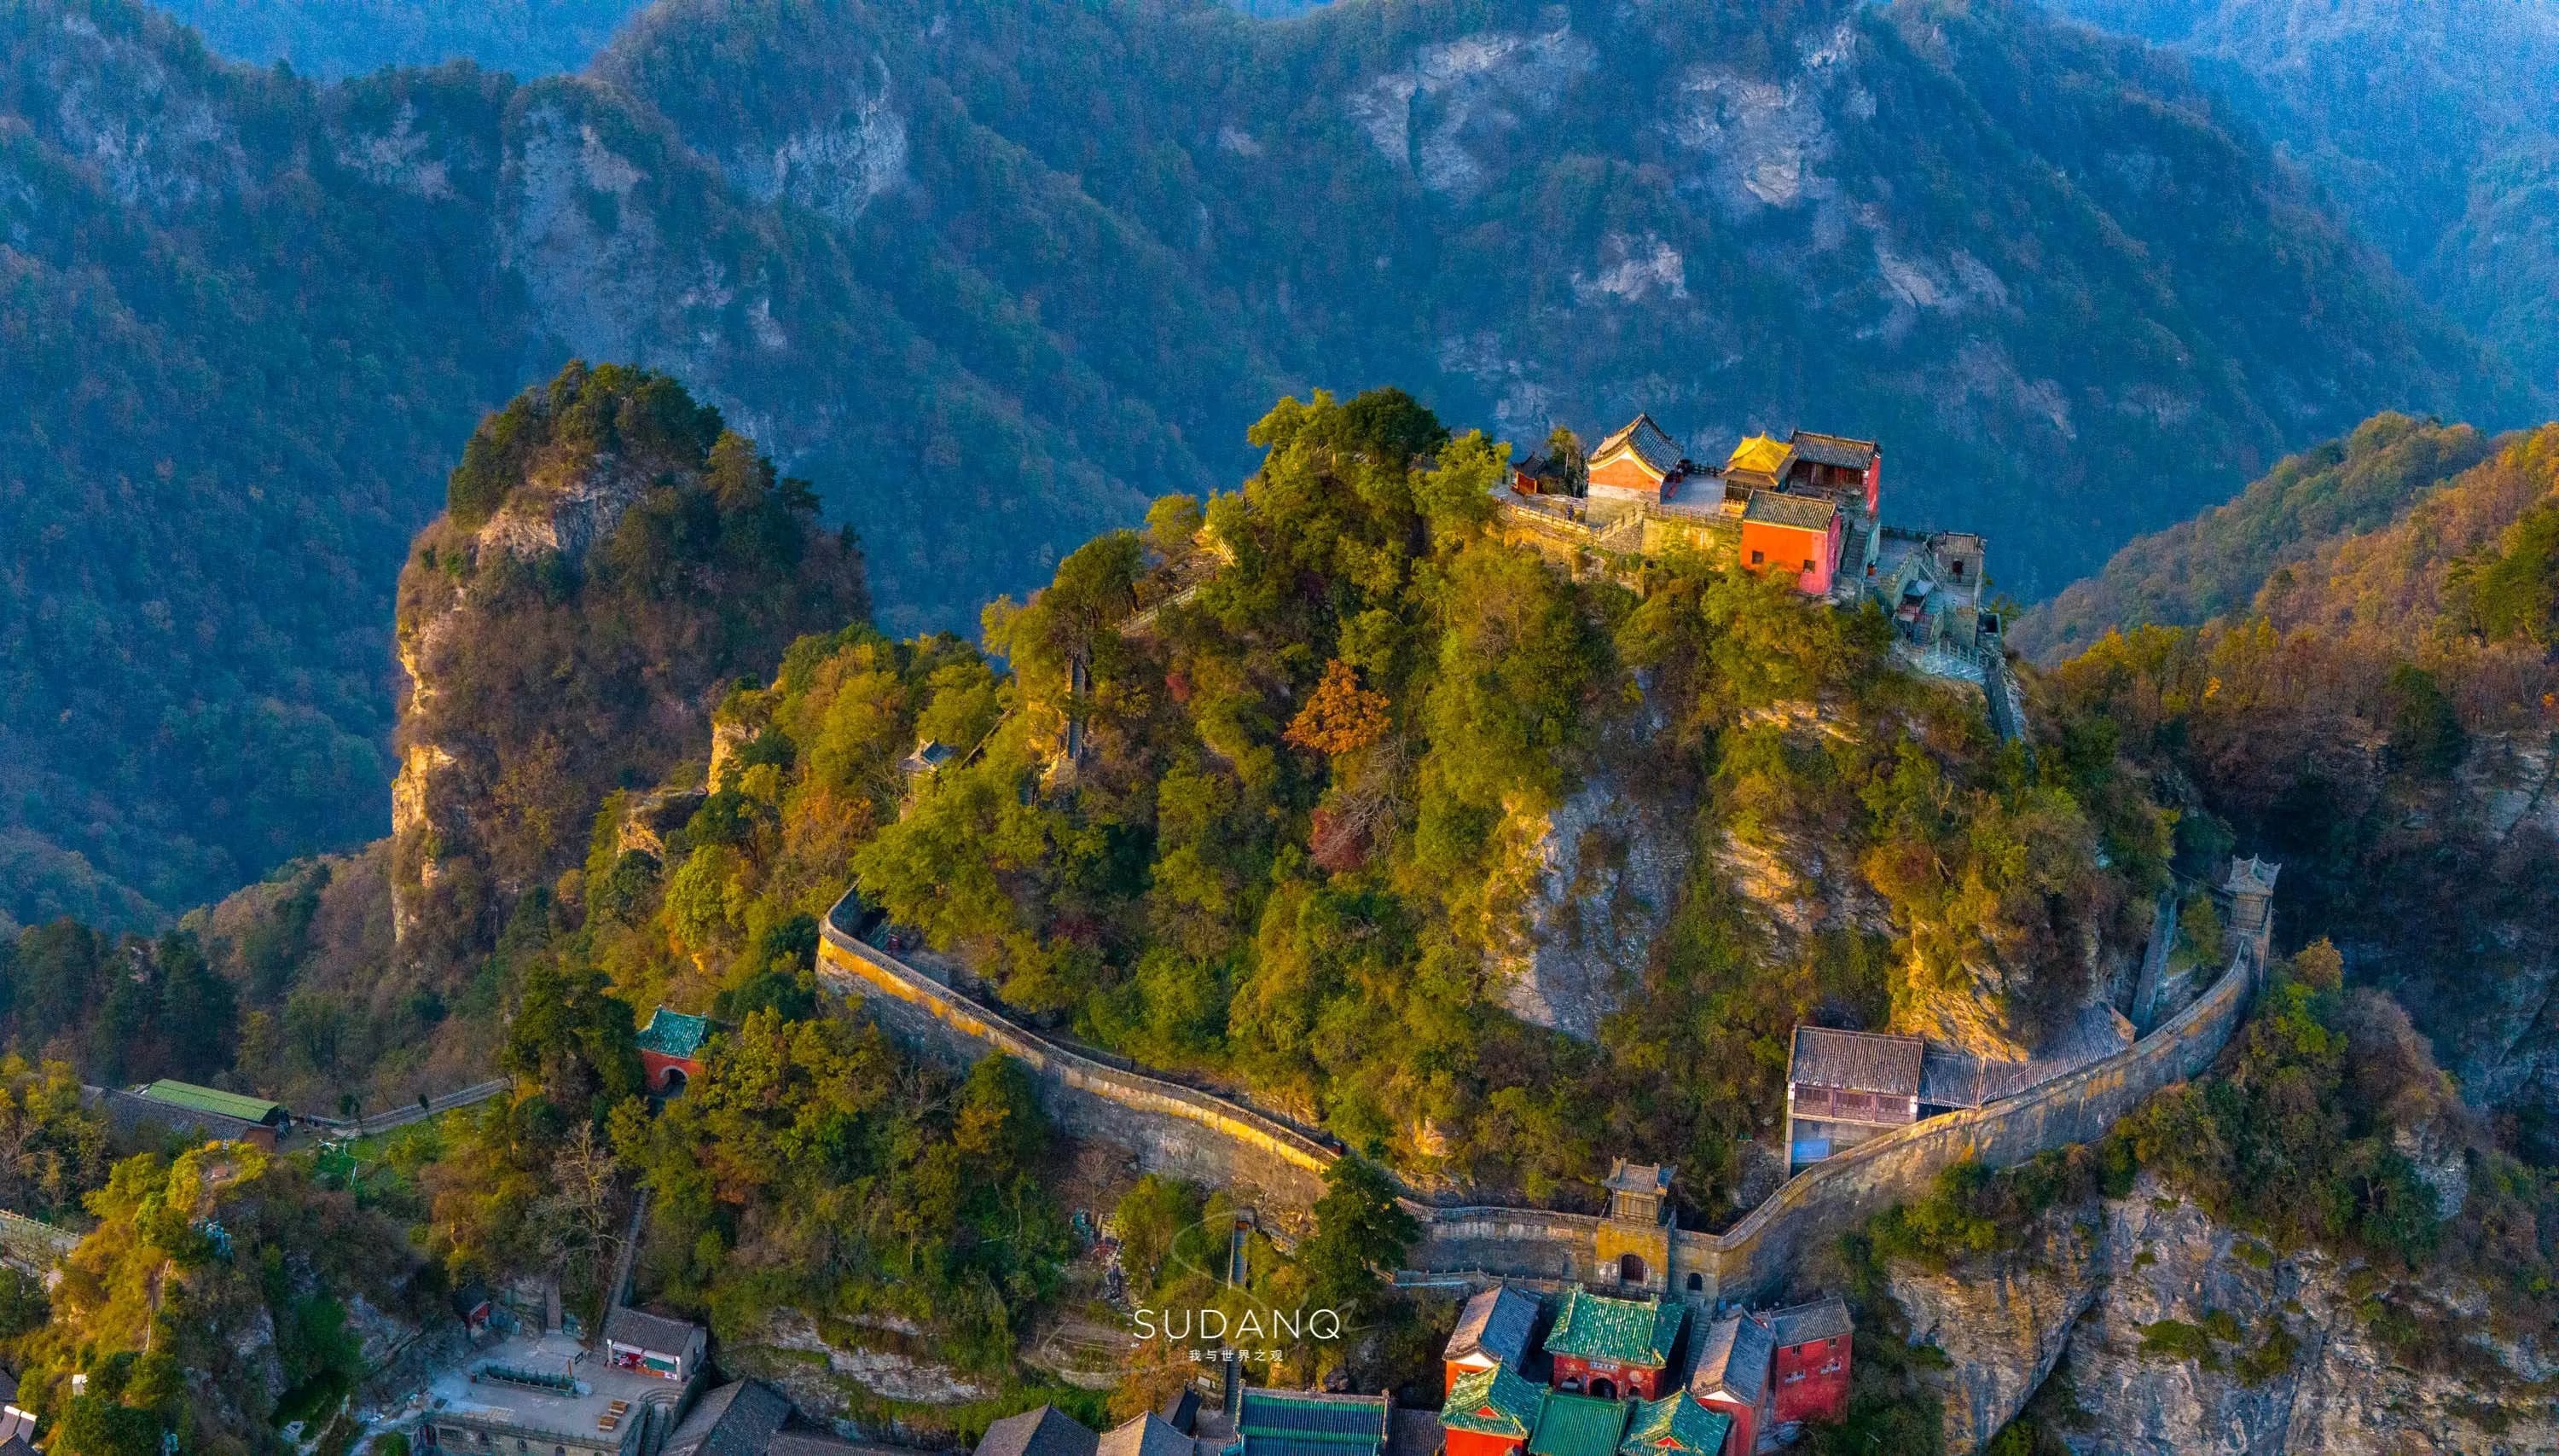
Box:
143, 0, 1330, 79
0, 0, 2527, 928
146, 0, 645, 80
2055, 0, 2559, 397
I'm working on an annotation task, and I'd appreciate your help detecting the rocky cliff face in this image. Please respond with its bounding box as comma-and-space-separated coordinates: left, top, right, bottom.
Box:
388, 444, 662, 937
1888, 1171, 2559, 1454
388, 362, 866, 957
719, 1312, 998, 1437
1483, 681, 1694, 1041
2370, 728, 2559, 1127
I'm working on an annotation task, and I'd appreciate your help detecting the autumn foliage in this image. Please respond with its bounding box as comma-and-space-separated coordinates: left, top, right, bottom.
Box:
1284, 659, 1391, 757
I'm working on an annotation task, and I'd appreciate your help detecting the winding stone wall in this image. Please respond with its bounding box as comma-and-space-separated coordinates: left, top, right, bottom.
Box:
818, 890, 2256, 1302
816, 898, 1333, 1215
1668, 947, 2255, 1302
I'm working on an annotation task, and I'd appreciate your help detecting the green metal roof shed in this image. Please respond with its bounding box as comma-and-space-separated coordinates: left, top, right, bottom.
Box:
140, 1081, 287, 1127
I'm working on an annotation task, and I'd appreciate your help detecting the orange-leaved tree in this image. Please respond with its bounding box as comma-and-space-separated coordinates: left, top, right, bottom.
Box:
1284, 659, 1390, 756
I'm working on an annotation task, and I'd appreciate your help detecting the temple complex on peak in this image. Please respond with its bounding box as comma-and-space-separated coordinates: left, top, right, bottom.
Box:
1501, 416, 2000, 675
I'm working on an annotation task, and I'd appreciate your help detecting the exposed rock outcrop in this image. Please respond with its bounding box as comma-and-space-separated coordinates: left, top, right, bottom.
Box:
389, 363, 865, 953
725, 1311, 996, 1419
1885, 1171, 2559, 1454
1484, 682, 1692, 1041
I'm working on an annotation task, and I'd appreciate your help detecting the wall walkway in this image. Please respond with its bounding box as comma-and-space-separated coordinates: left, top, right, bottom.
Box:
817, 895, 1334, 1213
0, 1209, 79, 1279
817, 889, 2257, 1302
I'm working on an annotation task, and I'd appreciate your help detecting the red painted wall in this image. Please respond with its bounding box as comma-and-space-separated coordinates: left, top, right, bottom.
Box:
1771, 1333, 1852, 1426
1549, 1354, 1664, 1399
1587, 455, 1664, 495
1864, 452, 1881, 516
1738, 519, 1836, 596
1442, 1426, 1523, 1456
641, 1051, 700, 1093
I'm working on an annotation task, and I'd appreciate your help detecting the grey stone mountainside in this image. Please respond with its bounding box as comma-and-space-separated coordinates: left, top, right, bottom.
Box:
1889, 1172, 2550, 1455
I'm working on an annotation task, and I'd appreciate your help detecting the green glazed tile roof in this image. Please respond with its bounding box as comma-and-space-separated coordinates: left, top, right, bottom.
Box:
636, 1008, 712, 1059
1543, 1290, 1684, 1368
1238, 1390, 1384, 1456
1440, 1363, 1543, 1439
141, 1081, 283, 1124
1617, 1395, 1728, 1456
1525, 1395, 1626, 1456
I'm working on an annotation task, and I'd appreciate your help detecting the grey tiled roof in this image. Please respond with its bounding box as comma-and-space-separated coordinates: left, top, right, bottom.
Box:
1593, 415, 1685, 477
1686, 1312, 1772, 1404
602, 1306, 701, 1357
1918, 1045, 2030, 1108
977, 1407, 1100, 1456
1603, 1160, 1671, 1196
1767, 1295, 1853, 1348
1448, 1285, 1541, 1369
2225, 856, 2281, 895
768, 1430, 911, 1456
1789, 1026, 1924, 1095
663, 1381, 792, 1456
1919, 1003, 2131, 1109
1742, 491, 1837, 531
1098, 1414, 1192, 1456
1786, 432, 1877, 470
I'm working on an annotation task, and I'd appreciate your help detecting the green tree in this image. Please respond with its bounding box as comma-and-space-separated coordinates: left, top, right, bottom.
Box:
502, 962, 643, 1120
2383, 663, 2466, 773
1296, 1155, 1417, 1317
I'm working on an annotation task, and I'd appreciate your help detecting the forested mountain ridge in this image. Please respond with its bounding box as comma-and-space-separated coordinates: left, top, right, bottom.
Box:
2010, 412, 2502, 658
576, 389, 2174, 1216
392, 363, 868, 966
0, 0, 2527, 930
2055, 0, 2559, 398
2047, 415, 2559, 1143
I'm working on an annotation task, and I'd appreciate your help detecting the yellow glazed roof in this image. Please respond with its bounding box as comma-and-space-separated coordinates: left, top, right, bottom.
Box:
1726, 434, 1791, 476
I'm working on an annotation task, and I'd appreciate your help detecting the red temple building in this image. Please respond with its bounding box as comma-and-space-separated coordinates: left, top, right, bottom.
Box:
1438, 1279, 1854, 1456
1740, 490, 1843, 596
636, 1007, 711, 1095
1544, 1290, 1686, 1401
1767, 1296, 1854, 1429
1441, 1362, 1546, 1456
1584, 415, 1692, 503
1686, 1309, 1773, 1453
1562, 419, 1890, 600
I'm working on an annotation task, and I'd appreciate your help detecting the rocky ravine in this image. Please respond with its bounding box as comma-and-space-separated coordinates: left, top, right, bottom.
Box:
1888, 1171, 2558, 1454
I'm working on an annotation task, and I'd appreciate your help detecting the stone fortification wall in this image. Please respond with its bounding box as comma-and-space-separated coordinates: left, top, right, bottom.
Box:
0, 1209, 77, 1277
1675, 947, 2254, 1302
1405, 1208, 1602, 1286
815, 899, 1333, 1215
818, 888, 2256, 1302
